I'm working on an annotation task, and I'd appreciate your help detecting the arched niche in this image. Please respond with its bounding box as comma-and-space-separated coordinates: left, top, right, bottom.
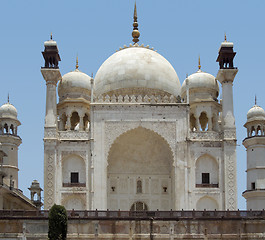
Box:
107, 127, 173, 211
108, 127, 173, 175
196, 196, 219, 210
62, 155, 86, 186
62, 195, 85, 210
195, 154, 218, 187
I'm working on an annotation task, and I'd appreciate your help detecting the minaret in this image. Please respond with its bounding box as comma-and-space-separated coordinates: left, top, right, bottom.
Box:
41, 34, 61, 209
41, 33, 61, 129
0, 98, 22, 189
216, 35, 238, 210
242, 101, 265, 210
216, 35, 238, 129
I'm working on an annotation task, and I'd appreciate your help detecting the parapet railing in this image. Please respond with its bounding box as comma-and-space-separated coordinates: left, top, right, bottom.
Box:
0, 210, 265, 220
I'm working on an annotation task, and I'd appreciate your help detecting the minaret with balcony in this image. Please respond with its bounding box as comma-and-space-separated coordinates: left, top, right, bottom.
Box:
0, 100, 21, 189
242, 103, 265, 210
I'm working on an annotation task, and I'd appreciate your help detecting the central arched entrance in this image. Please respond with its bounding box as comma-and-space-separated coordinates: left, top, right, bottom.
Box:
107, 127, 174, 210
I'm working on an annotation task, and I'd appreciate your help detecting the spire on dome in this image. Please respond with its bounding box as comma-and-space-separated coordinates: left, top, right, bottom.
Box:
50, 32, 53, 40
198, 55, 201, 70
224, 32, 227, 42
255, 95, 257, 105
76, 55, 79, 70
132, 1, 140, 44
7, 93, 9, 103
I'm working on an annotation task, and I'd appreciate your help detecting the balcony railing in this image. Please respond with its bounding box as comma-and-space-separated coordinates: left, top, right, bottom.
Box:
189, 131, 221, 140
196, 183, 219, 188
63, 183, 86, 187
58, 131, 89, 141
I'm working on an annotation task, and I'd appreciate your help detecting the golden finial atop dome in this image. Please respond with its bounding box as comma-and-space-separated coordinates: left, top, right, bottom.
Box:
50, 32, 53, 40
198, 55, 201, 70
132, 1, 140, 44
224, 32, 227, 42
75, 55, 79, 70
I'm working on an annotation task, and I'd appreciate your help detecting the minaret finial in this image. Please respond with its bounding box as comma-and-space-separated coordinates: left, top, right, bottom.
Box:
91, 72, 93, 79
132, 1, 140, 44
50, 32, 52, 40
76, 55, 79, 69
198, 55, 201, 70
255, 95, 257, 105
224, 32, 227, 42
7, 93, 9, 103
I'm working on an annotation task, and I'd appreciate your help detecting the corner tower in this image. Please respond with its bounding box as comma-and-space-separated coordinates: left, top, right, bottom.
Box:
242, 103, 265, 209
0, 99, 21, 189
41, 35, 61, 209
216, 36, 238, 210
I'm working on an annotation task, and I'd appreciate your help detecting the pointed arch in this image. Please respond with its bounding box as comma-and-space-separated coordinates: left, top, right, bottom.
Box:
195, 154, 219, 188
196, 196, 219, 210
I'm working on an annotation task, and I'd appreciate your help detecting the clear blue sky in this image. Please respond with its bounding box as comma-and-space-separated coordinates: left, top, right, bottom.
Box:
1, 0, 265, 210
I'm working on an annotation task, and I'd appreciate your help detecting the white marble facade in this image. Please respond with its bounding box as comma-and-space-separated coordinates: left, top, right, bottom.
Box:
41, 35, 239, 211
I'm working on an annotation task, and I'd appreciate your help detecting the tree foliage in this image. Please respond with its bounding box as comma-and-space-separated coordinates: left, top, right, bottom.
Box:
48, 204, 68, 240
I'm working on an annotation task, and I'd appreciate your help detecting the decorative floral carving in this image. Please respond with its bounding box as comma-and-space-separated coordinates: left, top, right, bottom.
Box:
45, 152, 55, 209
190, 131, 221, 141
95, 94, 181, 104
44, 129, 57, 139
58, 131, 89, 141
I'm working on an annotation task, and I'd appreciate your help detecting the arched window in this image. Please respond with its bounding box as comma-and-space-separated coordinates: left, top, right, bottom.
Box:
257, 125, 261, 136
10, 124, 14, 135
199, 112, 208, 131
136, 179, 142, 194
83, 114, 89, 131
130, 201, 148, 211
250, 126, 255, 136
62, 155, 86, 187
70, 112, 80, 130
4, 123, 8, 134
195, 155, 218, 188
60, 113, 67, 131
190, 114, 196, 131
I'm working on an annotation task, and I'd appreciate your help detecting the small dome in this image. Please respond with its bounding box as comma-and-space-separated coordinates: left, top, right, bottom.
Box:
247, 105, 265, 122
44, 39, 58, 47
58, 69, 91, 101
94, 46, 181, 96
0, 102, 18, 120
181, 70, 219, 99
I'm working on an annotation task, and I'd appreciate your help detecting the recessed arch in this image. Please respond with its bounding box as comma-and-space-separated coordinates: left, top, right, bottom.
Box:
62, 194, 86, 210
107, 126, 173, 211
62, 154, 86, 186
108, 126, 173, 174
195, 154, 219, 187
196, 196, 219, 210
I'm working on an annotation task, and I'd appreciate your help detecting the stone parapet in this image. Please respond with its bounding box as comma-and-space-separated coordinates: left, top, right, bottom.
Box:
0, 210, 265, 239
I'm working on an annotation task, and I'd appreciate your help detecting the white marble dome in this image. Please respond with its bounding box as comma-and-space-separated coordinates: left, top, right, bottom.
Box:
94, 46, 181, 96
181, 69, 219, 99
0, 102, 18, 120
58, 69, 91, 100
247, 105, 265, 122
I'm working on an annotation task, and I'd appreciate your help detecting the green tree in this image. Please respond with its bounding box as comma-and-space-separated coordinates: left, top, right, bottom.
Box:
48, 204, 68, 240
